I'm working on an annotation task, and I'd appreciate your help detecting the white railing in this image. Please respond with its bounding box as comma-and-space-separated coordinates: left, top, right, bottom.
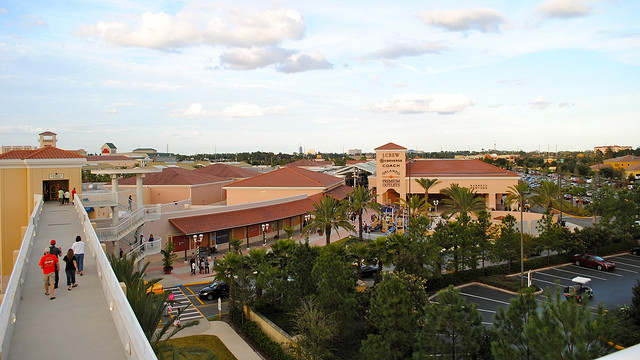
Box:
95, 208, 145, 242
74, 196, 157, 359
144, 204, 161, 221
81, 191, 117, 207
126, 238, 162, 261
0, 194, 44, 357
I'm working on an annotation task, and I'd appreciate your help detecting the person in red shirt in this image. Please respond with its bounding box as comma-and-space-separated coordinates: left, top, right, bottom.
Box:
71, 187, 77, 205
39, 247, 59, 300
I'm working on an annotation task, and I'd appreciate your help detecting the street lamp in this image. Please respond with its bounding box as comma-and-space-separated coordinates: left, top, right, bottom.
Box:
261, 223, 270, 246
432, 200, 439, 213
304, 215, 311, 243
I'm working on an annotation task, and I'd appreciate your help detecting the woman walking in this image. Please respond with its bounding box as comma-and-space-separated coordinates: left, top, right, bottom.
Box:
63, 249, 79, 291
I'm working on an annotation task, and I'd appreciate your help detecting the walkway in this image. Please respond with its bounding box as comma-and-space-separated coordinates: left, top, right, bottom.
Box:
7, 202, 127, 359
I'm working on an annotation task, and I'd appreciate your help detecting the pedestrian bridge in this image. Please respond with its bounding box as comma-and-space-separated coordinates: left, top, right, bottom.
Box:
0, 196, 156, 359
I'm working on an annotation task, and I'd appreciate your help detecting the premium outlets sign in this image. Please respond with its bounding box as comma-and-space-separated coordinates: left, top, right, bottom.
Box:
377, 150, 406, 192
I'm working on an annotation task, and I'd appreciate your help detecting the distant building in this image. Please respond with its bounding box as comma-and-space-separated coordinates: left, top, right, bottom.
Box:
86, 155, 137, 168
604, 155, 640, 170
298, 146, 303, 154
594, 145, 632, 154
39, 131, 57, 148
101, 143, 117, 155
348, 149, 362, 156
1, 145, 36, 154
132, 147, 158, 155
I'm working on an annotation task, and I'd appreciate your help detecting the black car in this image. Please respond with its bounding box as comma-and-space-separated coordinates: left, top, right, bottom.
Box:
631, 247, 640, 256
360, 264, 378, 278
198, 281, 229, 301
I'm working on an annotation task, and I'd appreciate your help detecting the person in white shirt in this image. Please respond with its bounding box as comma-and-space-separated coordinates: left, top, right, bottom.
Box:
64, 190, 70, 205
71, 235, 85, 276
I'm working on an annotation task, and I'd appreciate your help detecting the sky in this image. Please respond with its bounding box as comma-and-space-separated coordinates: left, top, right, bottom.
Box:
1, 0, 639, 155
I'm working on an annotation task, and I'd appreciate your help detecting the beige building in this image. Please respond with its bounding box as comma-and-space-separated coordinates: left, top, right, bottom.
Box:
0, 147, 85, 280
371, 142, 520, 210
594, 145, 632, 154
87, 155, 138, 168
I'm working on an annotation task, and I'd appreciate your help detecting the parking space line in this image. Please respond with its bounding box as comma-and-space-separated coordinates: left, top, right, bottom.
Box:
478, 308, 497, 314
482, 322, 493, 325
613, 268, 637, 274
531, 278, 566, 287
570, 266, 623, 277
553, 268, 609, 280
612, 261, 640, 269
615, 256, 640, 264
532, 272, 576, 281
459, 292, 511, 305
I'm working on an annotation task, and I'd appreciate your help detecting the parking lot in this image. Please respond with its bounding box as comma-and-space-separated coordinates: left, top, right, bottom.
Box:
451, 253, 640, 325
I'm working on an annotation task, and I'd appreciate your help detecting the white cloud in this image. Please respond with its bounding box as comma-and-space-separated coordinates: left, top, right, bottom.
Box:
558, 102, 575, 107
219, 46, 292, 70
419, 8, 506, 33
366, 93, 476, 115
218, 103, 285, 117
529, 95, 552, 109
277, 51, 332, 73
536, 0, 592, 19
367, 41, 447, 60
104, 108, 119, 114
203, 8, 305, 47
177, 103, 285, 118
76, 8, 305, 50
0, 8, 7, 15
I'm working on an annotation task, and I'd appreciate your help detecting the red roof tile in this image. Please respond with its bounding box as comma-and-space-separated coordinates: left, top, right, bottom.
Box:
375, 142, 407, 150
408, 159, 518, 177
225, 166, 343, 188
119, 167, 227, 186
169, 194, 322, 234
283, 159, 334, 167
605, 155, 640, 163
0, 147, 86, 160
324, 184, 353, 200
194, 163, 260, 179
346, 160, 367, 165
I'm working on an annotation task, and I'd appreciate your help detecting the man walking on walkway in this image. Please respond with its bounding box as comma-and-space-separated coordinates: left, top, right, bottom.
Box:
49, 240, 62, 288
71, 235, 85, 276
58, 188, 64, 206
39, 247, 58, 300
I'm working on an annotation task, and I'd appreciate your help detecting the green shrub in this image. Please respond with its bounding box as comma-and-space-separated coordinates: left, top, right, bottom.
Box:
241, 321, 295, 360
478, 274, 541, 293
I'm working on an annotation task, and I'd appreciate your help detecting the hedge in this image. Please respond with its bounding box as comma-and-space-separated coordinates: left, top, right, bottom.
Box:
230, 307, 295, 360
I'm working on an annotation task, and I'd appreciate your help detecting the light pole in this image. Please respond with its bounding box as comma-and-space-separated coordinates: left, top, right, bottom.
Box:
304, 214, 311, 242
432, 200, 439, 213
261, 223, 270, 247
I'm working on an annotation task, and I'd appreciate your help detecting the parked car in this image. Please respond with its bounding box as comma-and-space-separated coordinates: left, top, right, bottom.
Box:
360, 264, 378, 278
571, 254, 616, 271
145, 281, 164, 295
198, 280, 229, 301
630, 247, 640, 256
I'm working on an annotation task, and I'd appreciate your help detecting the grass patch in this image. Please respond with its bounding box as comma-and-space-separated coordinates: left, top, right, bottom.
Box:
208, 314, 222, 321
478, 274, 541, 293
164, 334, 237, 360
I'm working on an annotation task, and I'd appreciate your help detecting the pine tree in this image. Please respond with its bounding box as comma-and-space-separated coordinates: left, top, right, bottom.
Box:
492, 288, 538, 360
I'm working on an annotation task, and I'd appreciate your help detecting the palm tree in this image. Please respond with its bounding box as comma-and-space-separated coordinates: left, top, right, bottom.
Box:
303, 195, 354, 246
396, 195, 428, 218
347, 186, 380, 241
531, 180, 560, 211
415, 178, 441, 209
366, 236, 394, 283
506, 182, 530, 287
212, 252, 244, 305
346, 241, 369, 279
439, 184, 486, 221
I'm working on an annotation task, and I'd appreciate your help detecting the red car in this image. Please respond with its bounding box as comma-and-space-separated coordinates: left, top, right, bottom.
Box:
571, 254, 616, 271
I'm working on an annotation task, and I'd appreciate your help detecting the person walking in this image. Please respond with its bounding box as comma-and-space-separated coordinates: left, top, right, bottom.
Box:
190, 261, 196, 276
128, 195, 132, 210
71, 235, 85, 276
63, 249, 79, 291
204, 258, 210, 274
119, 248, 124, 258
39, 247, 58, 300
58, 188, 64, 206
71, 187, 76, 205
49, 240, 62, 289
64, 190, 70, 205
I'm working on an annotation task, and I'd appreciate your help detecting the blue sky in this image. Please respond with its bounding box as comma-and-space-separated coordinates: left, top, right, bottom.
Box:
1, 0, 638, 154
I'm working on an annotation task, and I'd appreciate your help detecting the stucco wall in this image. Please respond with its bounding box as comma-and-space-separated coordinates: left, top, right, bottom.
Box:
245, 307, 293, 347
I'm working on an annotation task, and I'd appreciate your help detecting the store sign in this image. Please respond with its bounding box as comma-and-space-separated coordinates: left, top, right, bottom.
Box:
49, 173, 64, 179
378, 151, 404, 188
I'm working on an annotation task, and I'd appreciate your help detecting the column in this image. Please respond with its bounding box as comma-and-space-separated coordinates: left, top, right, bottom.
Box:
136, 173, 144, 210
111, 175, 119, 227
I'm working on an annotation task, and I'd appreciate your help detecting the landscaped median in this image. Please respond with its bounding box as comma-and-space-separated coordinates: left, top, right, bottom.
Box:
165, 335, 237, 360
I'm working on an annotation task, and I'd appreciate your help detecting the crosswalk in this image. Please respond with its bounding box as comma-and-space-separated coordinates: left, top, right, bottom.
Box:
164, 286, 203, 321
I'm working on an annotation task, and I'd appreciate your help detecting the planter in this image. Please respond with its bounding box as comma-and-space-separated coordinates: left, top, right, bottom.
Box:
163, 266, 173, 274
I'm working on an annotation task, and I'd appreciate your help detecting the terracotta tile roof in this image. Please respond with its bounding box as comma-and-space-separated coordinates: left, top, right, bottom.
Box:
39, 131, 56, 135
375, 142, 407, 150
407, 159, 518, 177
87, 155, 134, 161
194, 163, 260, 179
324, 184, 353, 200
119, 167, 227, 186
605, 155, 640, 163
169, 194, 322, 234
225, 166, 343, 188
283, 159, 334, 167
0, 147, 86, 160
346, 160, 367, 165
590, 163, 612, 170
624, 163, 640, 171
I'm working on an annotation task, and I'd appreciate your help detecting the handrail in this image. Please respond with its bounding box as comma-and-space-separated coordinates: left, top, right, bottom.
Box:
74, 196, 157, 359
95, 207, 146, 242
0, 194, 44, 357
126, 238, 162, 260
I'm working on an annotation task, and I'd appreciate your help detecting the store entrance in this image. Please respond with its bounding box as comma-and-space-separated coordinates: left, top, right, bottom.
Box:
43, 180, 69, 201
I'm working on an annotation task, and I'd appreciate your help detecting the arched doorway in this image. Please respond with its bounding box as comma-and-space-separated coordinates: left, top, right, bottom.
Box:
382, 189, 400, 206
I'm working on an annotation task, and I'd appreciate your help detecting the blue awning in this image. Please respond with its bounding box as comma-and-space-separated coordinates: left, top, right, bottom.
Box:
84, 207, 94, 212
